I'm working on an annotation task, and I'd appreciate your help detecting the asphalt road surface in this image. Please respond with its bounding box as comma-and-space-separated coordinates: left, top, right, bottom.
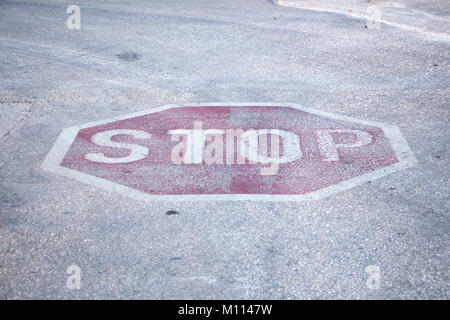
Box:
0, 0, 449, 299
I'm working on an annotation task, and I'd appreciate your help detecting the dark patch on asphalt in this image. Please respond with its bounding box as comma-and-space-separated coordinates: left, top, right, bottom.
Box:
165, 210, 179, 215
170, 257, 183, 261
265, 247, 276, 256
115, 51, 140, 62
0, 187, 24, 209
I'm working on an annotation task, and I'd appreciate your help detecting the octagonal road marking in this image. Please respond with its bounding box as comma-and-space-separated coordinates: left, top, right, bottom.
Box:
42, 103, 417, 201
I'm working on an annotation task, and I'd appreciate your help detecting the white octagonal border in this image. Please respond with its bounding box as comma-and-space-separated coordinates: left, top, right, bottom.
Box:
41, 103, 418, 202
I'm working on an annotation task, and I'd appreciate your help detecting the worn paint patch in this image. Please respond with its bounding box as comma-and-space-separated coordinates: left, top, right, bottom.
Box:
42, 103, 417, 201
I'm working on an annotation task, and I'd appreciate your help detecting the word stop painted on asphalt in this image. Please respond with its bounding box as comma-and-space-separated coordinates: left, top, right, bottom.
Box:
42, 104, 417, 201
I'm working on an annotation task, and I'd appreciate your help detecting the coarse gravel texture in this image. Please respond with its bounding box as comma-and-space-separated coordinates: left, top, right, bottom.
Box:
0, 0, 449, 299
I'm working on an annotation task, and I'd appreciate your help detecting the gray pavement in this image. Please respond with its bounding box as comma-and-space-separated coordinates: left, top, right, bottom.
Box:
0, 0, 449, 299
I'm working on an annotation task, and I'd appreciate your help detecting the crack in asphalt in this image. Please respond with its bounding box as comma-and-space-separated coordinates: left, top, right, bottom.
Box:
0, 104, 32, 143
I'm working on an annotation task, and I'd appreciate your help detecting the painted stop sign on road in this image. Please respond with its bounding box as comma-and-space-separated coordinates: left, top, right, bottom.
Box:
42, 103, 417, 201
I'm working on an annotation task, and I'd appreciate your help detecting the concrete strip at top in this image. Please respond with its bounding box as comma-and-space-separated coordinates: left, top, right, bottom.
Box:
274, 0, 450, 41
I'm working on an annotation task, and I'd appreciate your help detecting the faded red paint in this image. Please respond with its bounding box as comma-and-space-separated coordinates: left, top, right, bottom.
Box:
60, 106, 398, 195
